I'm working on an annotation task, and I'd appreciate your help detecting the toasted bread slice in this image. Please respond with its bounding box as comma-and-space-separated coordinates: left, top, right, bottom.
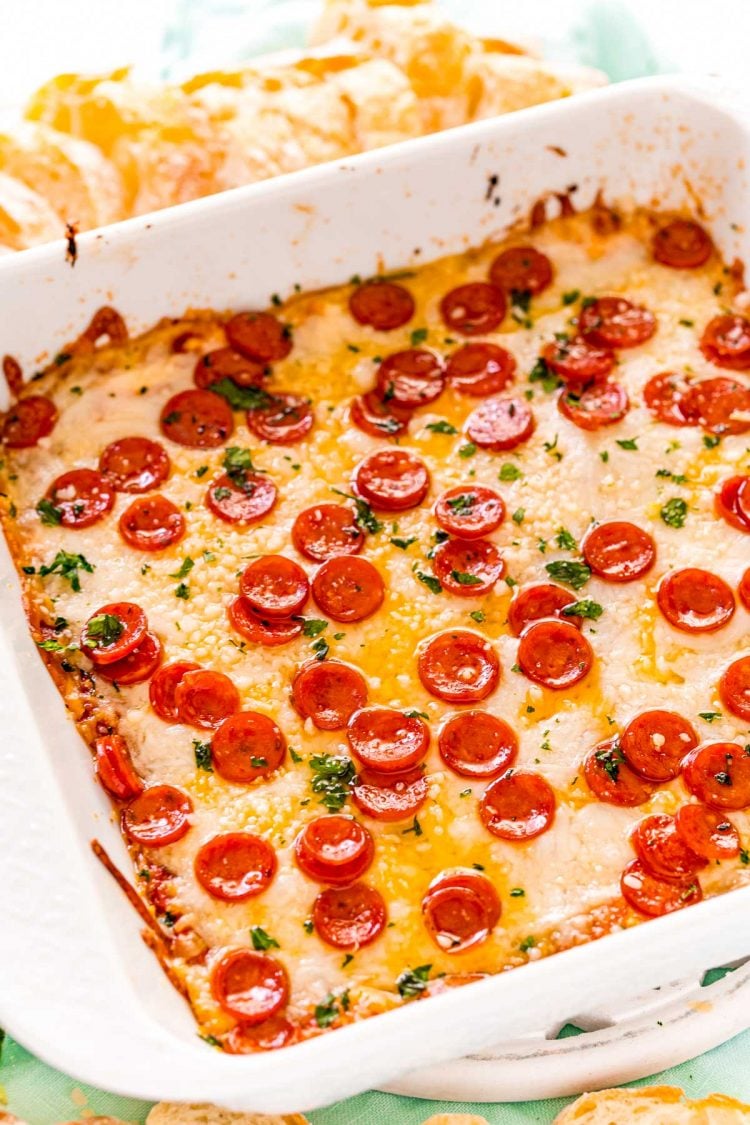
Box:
146, 1107, 308, 1125
554, 1086, 750, 1123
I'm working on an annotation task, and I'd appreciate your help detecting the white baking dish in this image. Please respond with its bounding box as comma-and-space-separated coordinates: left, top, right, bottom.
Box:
1, 75, 750, 1114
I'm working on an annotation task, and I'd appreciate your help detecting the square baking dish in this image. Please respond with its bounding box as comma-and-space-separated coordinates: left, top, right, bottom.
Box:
1, 75, 749, 1114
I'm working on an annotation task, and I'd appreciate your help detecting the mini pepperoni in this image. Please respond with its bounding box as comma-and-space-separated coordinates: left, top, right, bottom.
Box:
579, 297, 656, 349
740, 568, 750, 612
94, 734, 143, 800
446, 343, 516, 396
295, 815, 374, 885
440, 283, 506, 336
422, 869, 502, 953
682, 741, 750, 810
122, 784, 193, 847
225, 311, 293, 362
433, 537, 505, 596
150, 661, 201, 721
81, 601, 147, 665
652, 219, 713, 269
174, 669, 240, 730
657, 568, 735, 633
160, 389, 234, 448
99, 437, 170, 493
434, 486, 505, 539
206, 472, 277, 524
2, 395, 57, 448
247, 393, 313, 445
438, 710, 517, 779
582, 521, 656, 583
211, 711, 286, 783
700, 315, 750, 371
292, 503, 363, 562
517, 619, 593, 690
119, 494, 185, 551
312, 882, 387, 949
211, 949, 289, 1024
621, 858, 702, 918
715, 476, 750, 533
418, 630, 500, 703
349, 391, 412, 439
620, 710, 698, 783
643, 371, 693, 426
351, 767, 428, 822
223, 1016, 296, 1054
311, 556, 384, 623
489, 245, 553, 296
227, 596, 304, 647
375, 349, 445, 408
507, 583, 581, 636
558, 381, 629, 430
45, 468, 114, 528
352, 449, 429, 511
194, 347, 267, 390
675, 804, 741, 861
240, 555, 309, 619
349, 281, 414, 331
479, 770, 556, 841
465, 395, 535, 451
291, 660, 368, 730
347, 707, 429, 774
632, 814, 705, 881
95, 632, 163, 685
584, 738, 655, 807
542, 336, 614, 389
681, 376, 750, 435
719, 656, 750, 722
195, 832, 276, 901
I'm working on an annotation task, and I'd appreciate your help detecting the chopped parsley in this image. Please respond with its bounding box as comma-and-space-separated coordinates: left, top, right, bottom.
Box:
416, 570, 442, 594
38, 550, 94, 592
699, 712, 722, 723
470, 609, 486, 624
426, 419, 458, 435
594, 742, 626, 783
410, 327, 428, 346
331, 488, 382, 535
512, 508, 525, 524
450, 569, 483, 586
562, 289, 581, 306
615, 437, 639, 451
703, 434, 721, 449
170, 557, 194, 580
309, 754, 355, 811
402, 816, 423, 837
210, 378, 272, 411
528, 356, 561, 393
193, 740, 213, 771
299, 618, 328, 638
519, 936, 537, 953
250, 926, 280, 951
314, 989, 350, 1028
174, 582, 190, 600
390, 536, 416, 550
396, 964, 432, 998
660, 497, 688, 528
83, 613, 124, 648
499, 462, 523, 482
36, 498, 63, 526
510, 888, 526, 897
562, 598, 604, 620
222, 446, 257, 486
555, 527, 577, 551
458, 442, 477, 459
545, 559, 591, 590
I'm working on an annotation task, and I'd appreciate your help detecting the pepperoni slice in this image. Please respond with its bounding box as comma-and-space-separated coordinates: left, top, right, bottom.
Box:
699, 315, 750, 371
517, 619, 593, 690
507, 583, 581, 636
194, 347, 267, 390
160, 389, 234, 448
119, 494, 185, 551
643, 371, 693, 426
195, 832, 276, 901
311, 556, 384, 622
582, 521, 656, 583
292, 503, 363, 562
438, 710, 517, 779
240, 555, 309, 619
206, 472, 277, 525
99, 437, 170, 493
211, 949, 289, 1024
578, 297, 656, 349
291, 660, 368, 730
675, 804, 741, 861
150, 661, 201, 721
351, 767, 428, 822
719, 656, 750, 722
740, 568, 750, 612
122, 784, 193, 847
94, 734, 143, 800
246, 393, 313, 445
352, 449, 429, 511
2, 396, 58, 448
621, 859, 702, 918
440, 283, 506, 336
682, 741, 750, 810
657, 568, 735, 633
375, 349, 445, 407
446, 343, 516, 396
45, 468, 115, 529
465, 395, 534, 451
211, 711, 286, 783
434, 486, 505, 540
432, 537, 505, 596
479, 770, 556, 841
349, 282, 414, 331
715, 476, 750, 533
95, 632, 163, 685
620, 710, 698, 783
227, 596, 304, 647
583, 738, 655, 807
422, 869, 502, 953
350, 391, 412, 438
681, 376, 750, 435
346, 707, 429, 773
312, 882, 387, 949
418, 630, 499, 703
652, 219, 713, 269
174, 669, 240, 730
223, 1016, 296, 1054
294, 815, 374, 885
225, 311, 293, 362
558, 381, 629, 430
631, 814, 705, 881
81, 601, 147, 665
542, 336, 614, 390
489, 246, 553, 296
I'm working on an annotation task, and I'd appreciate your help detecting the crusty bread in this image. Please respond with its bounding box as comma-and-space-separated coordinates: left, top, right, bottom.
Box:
554, 1086, 750, 1123
145, 1107, 308, 1125
421, 1116, 491, 1125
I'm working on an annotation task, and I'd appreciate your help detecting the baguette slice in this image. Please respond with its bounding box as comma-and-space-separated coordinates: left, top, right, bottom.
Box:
146, 1107, 308, 1125
554, 1086, 750, 1123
